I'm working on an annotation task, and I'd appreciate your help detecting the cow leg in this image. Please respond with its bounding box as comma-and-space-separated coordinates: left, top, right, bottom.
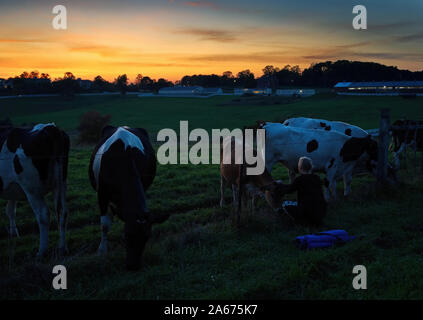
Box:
231, 184, 238, 207
54, 183, 68, 255
288, 169, 296, 184
343, 173, 353, 197
393, 143, 406, 169
97, 189, 111, 255
325, 169, 337, 201
26, 195, 50, 257
232, 184, 242, 225
220, 176, 227, 207
6, 200, 19, 237
330, 180, 337, 200
324, 183, 331, 202
251, 194, 257, 215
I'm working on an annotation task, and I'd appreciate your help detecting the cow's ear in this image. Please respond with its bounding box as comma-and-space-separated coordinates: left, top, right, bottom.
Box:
101, 125, 116, 139
148, 212, 169, 224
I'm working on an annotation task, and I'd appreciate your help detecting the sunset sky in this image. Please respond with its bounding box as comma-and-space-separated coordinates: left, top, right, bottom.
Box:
0, 0, 422, 82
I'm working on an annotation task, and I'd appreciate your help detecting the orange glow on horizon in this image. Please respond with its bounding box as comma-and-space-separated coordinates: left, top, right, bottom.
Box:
0, 3, 422, 83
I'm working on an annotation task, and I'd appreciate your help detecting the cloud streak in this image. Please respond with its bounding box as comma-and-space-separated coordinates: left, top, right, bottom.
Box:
393, 32, 423, 43
180, 0, 262, 14
174, 28, 237, 42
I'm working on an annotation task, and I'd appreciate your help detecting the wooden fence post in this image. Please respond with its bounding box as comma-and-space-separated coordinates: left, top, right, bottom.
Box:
421, 139, 423, 174
377, 108, 390, 183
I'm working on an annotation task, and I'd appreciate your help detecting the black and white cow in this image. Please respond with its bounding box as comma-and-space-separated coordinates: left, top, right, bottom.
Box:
88, 126, 169, 271
261, 122, 381, 200
391, 119, 423, 167
0, 123, 70, 257
282, 117, 369, 138
281, 117, 370, 179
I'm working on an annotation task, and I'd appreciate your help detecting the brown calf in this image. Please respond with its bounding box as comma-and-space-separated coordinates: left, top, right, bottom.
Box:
219, 136, 284, 224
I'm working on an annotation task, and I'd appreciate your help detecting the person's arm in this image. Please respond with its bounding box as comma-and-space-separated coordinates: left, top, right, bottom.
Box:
279, 178, 298, 194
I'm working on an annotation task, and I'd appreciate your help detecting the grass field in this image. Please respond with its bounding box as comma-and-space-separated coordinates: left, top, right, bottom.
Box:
1, 93, 423, 299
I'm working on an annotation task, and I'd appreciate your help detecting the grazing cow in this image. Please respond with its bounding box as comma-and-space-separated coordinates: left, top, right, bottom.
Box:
281, 117, 370, 179
391, 119, 423, 167
261, 122, 383, 200
0, 123, 70, 257
220, 136, 284, 222
89, 126, 169, 271
282, 117, 369, 138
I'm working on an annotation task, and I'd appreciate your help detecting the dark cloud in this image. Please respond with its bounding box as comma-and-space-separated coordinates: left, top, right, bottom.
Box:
335, 41, 372, 49
183, 51, 292, 63
352, 52, 423, 61
182, 1, 218, 9
181, 0, 262, 14
174, 28, 238, 42
369, 21, 416, 31
393, 32, 423, 43
304, 50, 423, 62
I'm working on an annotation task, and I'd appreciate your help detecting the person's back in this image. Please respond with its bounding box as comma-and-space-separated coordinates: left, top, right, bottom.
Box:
281, 157, 327, 226
291, 173, 326, 225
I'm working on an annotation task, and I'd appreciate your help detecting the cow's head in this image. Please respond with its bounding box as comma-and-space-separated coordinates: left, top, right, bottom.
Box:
363, 136, 398, 182
364, 136, 379, 173
124, 212, 169, 271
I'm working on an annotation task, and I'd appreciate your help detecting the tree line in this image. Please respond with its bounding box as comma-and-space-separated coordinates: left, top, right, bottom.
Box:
1, 60, 422, 97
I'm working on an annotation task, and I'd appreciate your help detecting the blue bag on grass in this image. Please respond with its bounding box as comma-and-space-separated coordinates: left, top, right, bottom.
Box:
295, 230, 355, 250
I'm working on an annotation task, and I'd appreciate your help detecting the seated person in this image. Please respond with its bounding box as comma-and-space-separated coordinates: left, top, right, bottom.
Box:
280, 157, 327, 226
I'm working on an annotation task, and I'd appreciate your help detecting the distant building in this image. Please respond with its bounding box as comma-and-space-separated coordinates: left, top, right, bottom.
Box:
0, 78, 4, 88
276, 89, 315, 97
234, 88, 271, 96
77, 78, 92, 90
202, 87, 223, 95
4, 79, 14, 89
334, 81, 423, 96
159, 86, 203, 96
257, 74, 278, 90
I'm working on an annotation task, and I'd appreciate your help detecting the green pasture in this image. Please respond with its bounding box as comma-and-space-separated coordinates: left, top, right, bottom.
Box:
0, 93, 422, 299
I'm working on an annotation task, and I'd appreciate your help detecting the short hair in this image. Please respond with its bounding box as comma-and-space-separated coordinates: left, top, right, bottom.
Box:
298, 156, 313, 173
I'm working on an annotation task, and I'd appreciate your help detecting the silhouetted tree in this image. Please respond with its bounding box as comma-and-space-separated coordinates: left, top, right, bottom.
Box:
114, 74, 128, 95
140, 76, 154, 91
237, 69, 256, 88
135, 74, 143, 90
93, 75, 112, 92
53, 72, 79, 99
262, 65, 280, 76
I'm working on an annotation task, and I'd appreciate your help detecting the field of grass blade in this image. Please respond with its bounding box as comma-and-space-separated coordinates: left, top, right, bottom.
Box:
1, 93, 423, 299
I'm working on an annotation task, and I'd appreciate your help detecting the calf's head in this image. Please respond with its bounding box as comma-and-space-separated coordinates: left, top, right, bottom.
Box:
263, 181, 285, 211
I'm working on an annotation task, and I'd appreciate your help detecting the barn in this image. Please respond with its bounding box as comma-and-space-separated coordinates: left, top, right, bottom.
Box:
334, 81, 423, 96
234, 88, 272, 96
159, 86, 204, 96
276, 89, 315, 97
202, 87, 223, 95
